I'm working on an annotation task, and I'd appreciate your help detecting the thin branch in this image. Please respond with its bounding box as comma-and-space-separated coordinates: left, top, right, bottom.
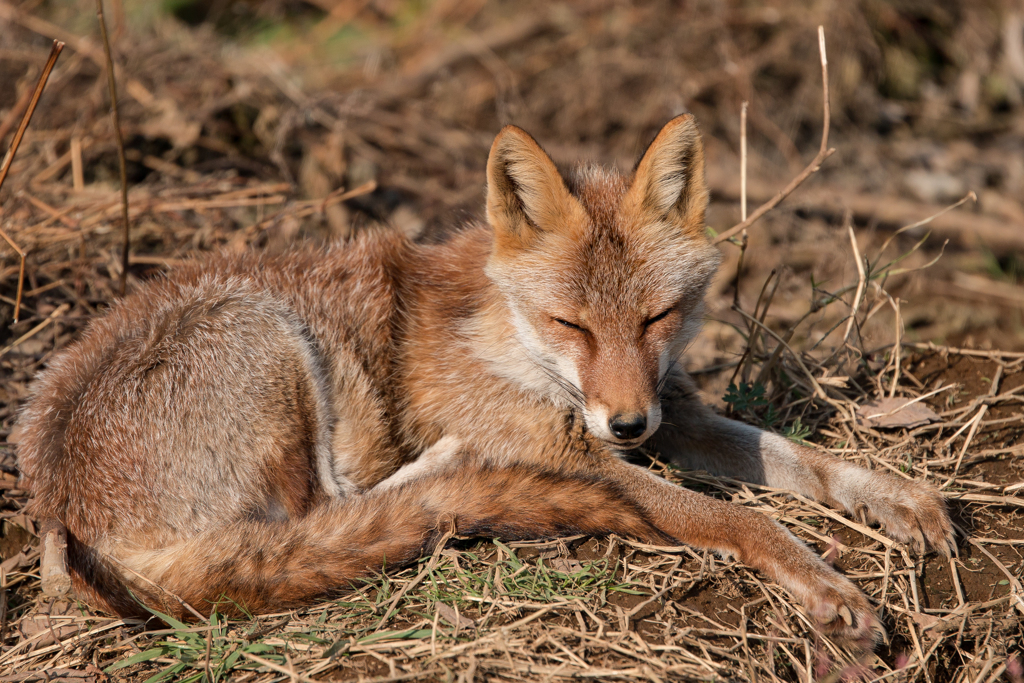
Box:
731, 304, 827, 401
95, 0, 131, 295
740, 100, 748, 224
730, 268, 778, 389
713, 26, 833, 245
870, 191, 976, 273
887, 295, 902, 398
0, 39, 64, 192
0, 39, 64, 322
841, 221, 866, 348
905, 342, 1024, 360
0, 303, 69, 360
731, 101, 750, 310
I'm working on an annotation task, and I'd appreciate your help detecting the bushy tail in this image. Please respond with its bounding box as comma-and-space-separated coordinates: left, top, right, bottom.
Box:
68, 461, 670, 619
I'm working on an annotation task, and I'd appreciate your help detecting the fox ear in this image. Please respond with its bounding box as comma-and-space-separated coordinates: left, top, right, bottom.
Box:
626, 114, 709, 239
486, 126, 586, 251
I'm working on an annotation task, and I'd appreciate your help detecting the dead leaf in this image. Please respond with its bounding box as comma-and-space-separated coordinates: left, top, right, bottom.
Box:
856, 398, 940, 429
549, 557, 583, 574
8, 514, 36, 535
20, 618, 85, 649
435, 603, 476, 631
19, 600, 87, 649
6, 423, 22, 445
908, 611, 941, 630
1, 552, 29, 572
126, 79, 201, 149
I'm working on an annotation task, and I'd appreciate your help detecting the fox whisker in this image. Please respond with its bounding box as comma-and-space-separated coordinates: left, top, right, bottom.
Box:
522, 348, 586, 409
658, 359, 682, 395
540, 366, 586, 409
657, 339, 696, 396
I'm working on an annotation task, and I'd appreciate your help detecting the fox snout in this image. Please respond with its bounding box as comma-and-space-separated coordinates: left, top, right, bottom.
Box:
579, 354, 664, 447
584, 397, 662, 448
609, 413, 648, 440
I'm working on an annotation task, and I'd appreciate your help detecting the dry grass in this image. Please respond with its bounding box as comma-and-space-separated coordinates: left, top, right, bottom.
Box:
2, 340, 1021, 683
0, 1, 1023, 681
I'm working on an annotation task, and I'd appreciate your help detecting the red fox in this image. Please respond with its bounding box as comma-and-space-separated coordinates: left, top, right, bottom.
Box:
16, 115, 952, 642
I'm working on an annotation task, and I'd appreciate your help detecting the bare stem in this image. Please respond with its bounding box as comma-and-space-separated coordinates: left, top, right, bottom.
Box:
740, 100, 748, 223
731, 101, 750, 310
96, 0, 131, 296
732, 305, 828, 401
841, 221, 866, 348
0, 39, 64, 322
0, 40, 63, 192
713, 26, 833, 246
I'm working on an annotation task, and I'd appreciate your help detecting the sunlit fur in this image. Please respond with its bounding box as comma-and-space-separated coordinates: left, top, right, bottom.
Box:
16, 116, 952, 643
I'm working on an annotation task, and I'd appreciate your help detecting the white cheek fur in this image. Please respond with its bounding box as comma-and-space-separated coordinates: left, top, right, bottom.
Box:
508, 304, 583, 391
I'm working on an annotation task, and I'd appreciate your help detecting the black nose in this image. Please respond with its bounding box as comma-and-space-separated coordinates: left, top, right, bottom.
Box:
609, 413, 647, 440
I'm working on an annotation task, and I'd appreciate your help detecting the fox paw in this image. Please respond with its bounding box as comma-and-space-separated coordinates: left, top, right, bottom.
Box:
803, 573, 884, 646
847, 476, 955, 557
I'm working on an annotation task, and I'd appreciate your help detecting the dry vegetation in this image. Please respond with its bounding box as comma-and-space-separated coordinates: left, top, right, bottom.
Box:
0, 0, 1022, 681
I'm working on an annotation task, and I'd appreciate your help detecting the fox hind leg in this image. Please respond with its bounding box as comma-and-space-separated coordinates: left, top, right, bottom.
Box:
373, 436, 465, 492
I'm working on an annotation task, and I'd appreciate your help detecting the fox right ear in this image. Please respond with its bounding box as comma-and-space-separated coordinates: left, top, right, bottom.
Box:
486, 126, 586, 252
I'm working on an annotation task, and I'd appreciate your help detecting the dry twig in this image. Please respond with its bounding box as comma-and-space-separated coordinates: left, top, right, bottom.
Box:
95, 0, 130, 295
0, 39, 63, 321
713, 26, 834, 245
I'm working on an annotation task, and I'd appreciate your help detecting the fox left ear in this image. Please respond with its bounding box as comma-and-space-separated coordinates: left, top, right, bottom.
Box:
625, 114, 709, 239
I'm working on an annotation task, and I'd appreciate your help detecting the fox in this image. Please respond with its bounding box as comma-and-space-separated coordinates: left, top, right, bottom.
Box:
15, 115, 953, 643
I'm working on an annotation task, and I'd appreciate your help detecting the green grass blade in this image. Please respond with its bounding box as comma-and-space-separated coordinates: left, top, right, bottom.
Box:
105, 646, 170, 673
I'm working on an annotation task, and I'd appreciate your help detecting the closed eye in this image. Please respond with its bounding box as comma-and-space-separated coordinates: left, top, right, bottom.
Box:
643, 306, 674, 329
554, 318, 587, 333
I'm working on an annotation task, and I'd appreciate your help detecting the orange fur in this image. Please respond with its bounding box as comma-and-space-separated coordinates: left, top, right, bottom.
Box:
16, 116, 952, 642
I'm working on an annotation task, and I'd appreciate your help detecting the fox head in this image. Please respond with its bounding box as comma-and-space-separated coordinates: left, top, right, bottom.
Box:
483, 115, 720, 449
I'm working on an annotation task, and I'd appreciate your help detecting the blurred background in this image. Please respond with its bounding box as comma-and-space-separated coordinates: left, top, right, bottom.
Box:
1, 0, 1024, 401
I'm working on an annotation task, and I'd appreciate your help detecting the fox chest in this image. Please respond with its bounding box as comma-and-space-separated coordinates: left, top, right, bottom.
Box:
394, 365, 597, 470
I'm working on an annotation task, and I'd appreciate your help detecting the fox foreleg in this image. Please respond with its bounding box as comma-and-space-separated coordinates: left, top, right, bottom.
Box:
592, 456, 883, 642
652, 373, 955, 556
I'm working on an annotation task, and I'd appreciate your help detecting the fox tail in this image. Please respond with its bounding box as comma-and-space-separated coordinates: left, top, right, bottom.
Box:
69, 461, 670, 619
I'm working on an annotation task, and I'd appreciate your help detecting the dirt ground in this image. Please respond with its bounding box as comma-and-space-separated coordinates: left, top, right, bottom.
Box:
0, 1, 1022, 681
